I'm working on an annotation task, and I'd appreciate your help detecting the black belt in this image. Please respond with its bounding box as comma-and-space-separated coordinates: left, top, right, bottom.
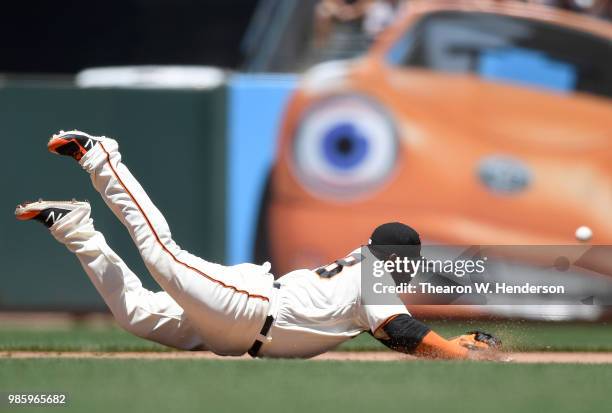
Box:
248, 281, 280, 358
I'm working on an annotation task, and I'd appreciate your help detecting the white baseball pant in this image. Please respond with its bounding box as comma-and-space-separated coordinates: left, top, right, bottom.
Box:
52, 138, 275, 355
50, 205, 205, 350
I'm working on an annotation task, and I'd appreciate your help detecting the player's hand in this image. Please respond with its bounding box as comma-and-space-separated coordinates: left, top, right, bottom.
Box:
449, 330, 502, 351
452, 330, 508, 361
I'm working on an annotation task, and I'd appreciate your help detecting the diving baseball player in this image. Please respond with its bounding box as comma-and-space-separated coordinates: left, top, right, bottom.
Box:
16, 130, 501, 359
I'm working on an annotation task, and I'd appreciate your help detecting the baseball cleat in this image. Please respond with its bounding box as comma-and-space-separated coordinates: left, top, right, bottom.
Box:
15, 199, 88, 228
48, 130, 102, 161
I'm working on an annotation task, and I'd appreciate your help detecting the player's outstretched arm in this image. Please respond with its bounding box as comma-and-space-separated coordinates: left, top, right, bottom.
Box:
415, 330, 505, 360
375, 315, 502, 360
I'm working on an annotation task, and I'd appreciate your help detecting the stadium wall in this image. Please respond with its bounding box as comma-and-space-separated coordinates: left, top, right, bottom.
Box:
0, 84, 226, 311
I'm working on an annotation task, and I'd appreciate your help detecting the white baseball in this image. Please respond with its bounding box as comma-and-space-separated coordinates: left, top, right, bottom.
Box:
575, 226, 592, 242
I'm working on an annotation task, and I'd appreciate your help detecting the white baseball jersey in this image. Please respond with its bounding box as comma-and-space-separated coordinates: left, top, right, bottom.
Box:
260, 253, 409, 358
49, 136, 409, 358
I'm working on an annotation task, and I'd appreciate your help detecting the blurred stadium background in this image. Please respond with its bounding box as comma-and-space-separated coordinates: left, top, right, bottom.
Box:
1, 1, 611, 412
1, 0, 610, 318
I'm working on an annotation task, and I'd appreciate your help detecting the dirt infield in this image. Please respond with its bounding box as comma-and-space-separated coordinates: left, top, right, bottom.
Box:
2, 351, 612, 363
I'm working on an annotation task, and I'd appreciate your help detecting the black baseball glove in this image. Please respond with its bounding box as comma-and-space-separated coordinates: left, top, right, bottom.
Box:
450, 330, 502, 351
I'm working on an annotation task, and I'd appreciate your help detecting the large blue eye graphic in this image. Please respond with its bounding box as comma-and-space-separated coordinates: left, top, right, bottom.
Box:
293, 95, 398, 200
322, 123, 369, 170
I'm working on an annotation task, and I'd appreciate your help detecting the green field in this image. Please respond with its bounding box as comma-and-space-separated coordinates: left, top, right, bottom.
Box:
1, 320, 611, 352
1, 321, 611, 413
2, 358, 611, 413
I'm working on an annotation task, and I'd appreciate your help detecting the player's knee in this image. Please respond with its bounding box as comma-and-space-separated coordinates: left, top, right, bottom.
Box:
116, 313, 156, 340
111, 298, 156, 338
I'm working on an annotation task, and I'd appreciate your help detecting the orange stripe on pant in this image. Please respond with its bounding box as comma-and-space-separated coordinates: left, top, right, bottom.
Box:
99, 142, 270, 302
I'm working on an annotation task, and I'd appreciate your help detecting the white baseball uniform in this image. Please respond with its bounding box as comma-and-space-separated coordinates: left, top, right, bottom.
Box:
50, 137, 409, 358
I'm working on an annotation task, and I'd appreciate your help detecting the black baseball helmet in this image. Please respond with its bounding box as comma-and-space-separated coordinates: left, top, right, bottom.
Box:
368, 222, 421, 260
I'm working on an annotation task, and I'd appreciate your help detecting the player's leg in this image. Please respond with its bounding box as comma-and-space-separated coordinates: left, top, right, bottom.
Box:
48, 131, 271, 354
15, 200, 205, 351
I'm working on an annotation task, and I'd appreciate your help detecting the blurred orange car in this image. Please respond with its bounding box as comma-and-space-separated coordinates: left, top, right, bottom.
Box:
257, 0, 612, 275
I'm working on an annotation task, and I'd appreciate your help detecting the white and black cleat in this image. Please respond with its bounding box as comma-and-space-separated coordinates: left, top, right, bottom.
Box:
48, 130, 103, 161
15, 199, 88, 228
